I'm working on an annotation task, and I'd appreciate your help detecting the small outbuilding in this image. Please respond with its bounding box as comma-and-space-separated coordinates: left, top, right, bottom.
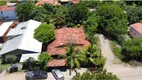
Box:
129, 22, 142, 38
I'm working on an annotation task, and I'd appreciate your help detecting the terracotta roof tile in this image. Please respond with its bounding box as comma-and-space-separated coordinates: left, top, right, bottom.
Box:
72, 0, 80, 3
47, 28, 90, 55
130, 22, 142, 35
36, 0, 58, 6
48, 59, 66, 67
0, 6, 15, 11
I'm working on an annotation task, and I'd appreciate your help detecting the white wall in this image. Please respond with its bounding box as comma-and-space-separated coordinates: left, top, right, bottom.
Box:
0, 10, 16, 20
129, 27, 142, 38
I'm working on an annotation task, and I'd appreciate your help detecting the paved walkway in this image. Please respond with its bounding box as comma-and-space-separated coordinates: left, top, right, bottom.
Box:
99, 34, 142, 80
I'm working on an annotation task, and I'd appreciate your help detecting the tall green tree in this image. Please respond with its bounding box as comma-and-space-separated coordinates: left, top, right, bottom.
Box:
72, 70, 119, 80
16, 2, 35, 21
97, 4, 128, 41
53, 5, 68, 28
125, 5, 142, 24
83, 11, 98, 38
67, 2, 89, 25
34, 23, 55, 44
30, 6, 47, 22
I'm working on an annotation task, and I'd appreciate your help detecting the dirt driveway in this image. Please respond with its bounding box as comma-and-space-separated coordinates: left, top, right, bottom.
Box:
99, 34, 142, 80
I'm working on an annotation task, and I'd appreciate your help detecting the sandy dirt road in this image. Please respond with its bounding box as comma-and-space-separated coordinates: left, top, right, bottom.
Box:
99, 34, 142, 80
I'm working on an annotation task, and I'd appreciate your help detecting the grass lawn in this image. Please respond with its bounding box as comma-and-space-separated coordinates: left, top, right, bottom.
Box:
0, 64, 11, 70
0, 58, 10, 72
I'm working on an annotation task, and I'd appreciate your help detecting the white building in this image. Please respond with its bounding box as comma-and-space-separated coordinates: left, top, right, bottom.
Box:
0, 21, 14, 43
0, 20, 42, 62
0, 3, 17, 20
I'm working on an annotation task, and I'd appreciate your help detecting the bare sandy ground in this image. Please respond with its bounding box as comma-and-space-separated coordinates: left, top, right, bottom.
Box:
99, 34, 142, 80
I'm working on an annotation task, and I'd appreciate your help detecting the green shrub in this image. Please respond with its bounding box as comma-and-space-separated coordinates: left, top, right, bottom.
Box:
72, 69, 119, 80
5, 55, 17, 64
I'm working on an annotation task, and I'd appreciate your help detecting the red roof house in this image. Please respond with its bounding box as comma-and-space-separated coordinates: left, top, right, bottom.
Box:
47, 28, 90, 55
47, 28, 90, 67
129, 22, 142, 38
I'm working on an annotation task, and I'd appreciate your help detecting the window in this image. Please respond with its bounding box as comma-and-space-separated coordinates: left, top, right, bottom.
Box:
21, 26, 26, 30
1, 11, 3, 14
134, 33, 135, 35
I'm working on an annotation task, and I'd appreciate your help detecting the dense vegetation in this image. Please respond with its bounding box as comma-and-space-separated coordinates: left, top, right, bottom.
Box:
121, 38, 142, 61
16, 2, 35, 21
0, 1, 6, 6
72, 70, 119, 80
34, 23, 55, 44
23, 52, 52, 70
6, 0, 142, 75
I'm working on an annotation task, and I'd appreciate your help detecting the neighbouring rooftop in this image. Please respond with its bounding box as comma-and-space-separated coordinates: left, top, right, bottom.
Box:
36, 0, 58, 6
0, 6, 15, 11
0, 21, 14, 37
130, 22, 142, 35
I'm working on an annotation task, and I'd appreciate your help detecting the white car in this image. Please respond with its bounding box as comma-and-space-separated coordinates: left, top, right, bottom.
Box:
52, 69, 64, 80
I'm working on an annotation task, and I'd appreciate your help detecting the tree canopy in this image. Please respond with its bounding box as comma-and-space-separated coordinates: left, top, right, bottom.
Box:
16, 2, 35, 21
72, 70, 119, 80
67, 3, 89, 25
0, 1, 6, 6
121, 38, 142, 61
125, 5, 142, 24
83, 11, 98, 37
30, 6, 47, 22
97, 4, 128, 40
34, 23, 55, 44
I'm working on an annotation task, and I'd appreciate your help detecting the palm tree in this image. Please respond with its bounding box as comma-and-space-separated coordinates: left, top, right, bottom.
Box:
84, 44, 105, 72
23, 57, 37, 70
59, 44, 86, 75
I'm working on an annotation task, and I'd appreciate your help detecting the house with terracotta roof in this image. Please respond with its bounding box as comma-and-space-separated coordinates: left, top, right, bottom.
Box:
129, 22, 142, 38
0, 3, 17, 20
47, 28, 90, 67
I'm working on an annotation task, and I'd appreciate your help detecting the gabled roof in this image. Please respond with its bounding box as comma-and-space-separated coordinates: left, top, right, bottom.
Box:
0, 20, 42, 55
130, 22, 142, 35
47, 28, 90, 55
0, 21, 14, 37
